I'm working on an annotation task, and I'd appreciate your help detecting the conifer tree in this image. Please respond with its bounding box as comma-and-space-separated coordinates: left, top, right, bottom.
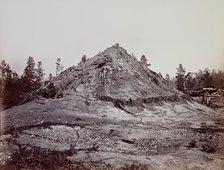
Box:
202, 69, 213, 88
0, 60, 24, 108
140, 55, 151, 66
22, 56, 38, 92
175, 64, 186, 92
81, 55, 87, 63
37, 61, 45, 83
0, 60, 12, 80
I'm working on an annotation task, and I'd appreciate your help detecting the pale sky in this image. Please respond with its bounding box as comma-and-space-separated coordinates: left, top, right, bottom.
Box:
0, 0, 224, 77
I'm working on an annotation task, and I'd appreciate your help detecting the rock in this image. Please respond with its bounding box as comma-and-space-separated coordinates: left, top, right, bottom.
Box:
200, 143, 216, 153
187, 139, 197, 148
121, 139, 135, 144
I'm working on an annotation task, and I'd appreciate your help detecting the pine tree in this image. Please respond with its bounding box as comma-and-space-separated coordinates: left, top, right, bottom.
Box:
175, 64, 186, 92
0, 60, 24, 108
202, 69, 213, 88
0, 60, 12, 80
37, 61, 45, 83
140, 55, 150, 66
81, 55, 87, 63
211, 70, 224, 89
0, 60, 14, 100
56, 58, 64, 76
141, 55, 147, 64
22, 56, 38, 92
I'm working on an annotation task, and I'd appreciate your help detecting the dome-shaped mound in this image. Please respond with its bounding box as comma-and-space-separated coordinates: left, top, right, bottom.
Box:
55, 44, 180, 100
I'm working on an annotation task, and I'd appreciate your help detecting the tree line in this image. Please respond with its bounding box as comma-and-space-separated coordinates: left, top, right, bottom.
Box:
0, 56, 64, 109
1, 57, 224, 109
174, 64, 224, 92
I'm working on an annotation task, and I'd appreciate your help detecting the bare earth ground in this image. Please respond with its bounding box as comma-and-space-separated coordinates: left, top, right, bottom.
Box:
0, 91, 224, 169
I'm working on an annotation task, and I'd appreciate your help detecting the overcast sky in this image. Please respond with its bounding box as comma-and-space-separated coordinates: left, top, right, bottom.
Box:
0, 0, 224, 77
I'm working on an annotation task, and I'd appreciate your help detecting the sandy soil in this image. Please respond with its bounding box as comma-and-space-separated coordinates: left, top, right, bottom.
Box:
0, 92, 224, 169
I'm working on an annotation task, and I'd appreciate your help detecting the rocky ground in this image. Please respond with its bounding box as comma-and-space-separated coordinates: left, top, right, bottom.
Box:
0, 91, 224, 170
